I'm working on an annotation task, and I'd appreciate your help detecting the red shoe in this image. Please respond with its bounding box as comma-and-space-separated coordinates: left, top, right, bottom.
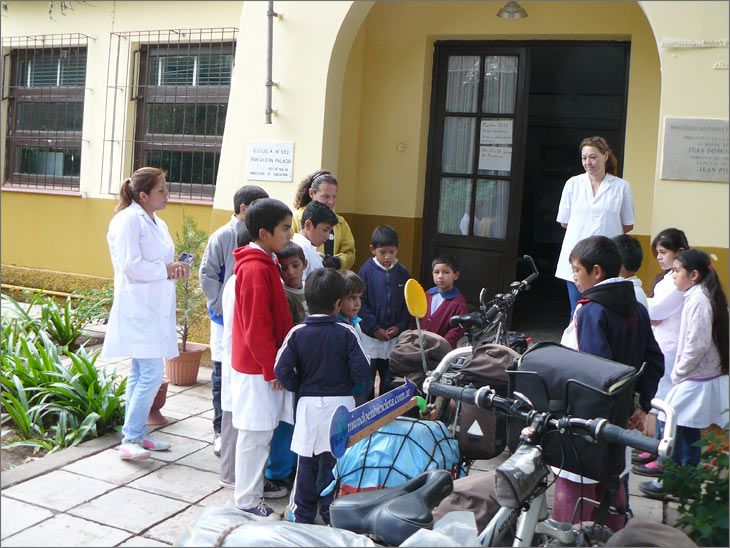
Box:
632, 459, 663, 477
631, 451, 657, 465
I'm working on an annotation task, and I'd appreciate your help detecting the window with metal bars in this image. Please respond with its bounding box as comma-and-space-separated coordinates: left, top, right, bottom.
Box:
134, 41, 234, 200
3, 44, 87, 190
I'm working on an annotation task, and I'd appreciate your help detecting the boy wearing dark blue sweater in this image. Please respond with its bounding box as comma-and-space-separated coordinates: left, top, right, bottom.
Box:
357, 225, 412, 399
275, 268, 370, 525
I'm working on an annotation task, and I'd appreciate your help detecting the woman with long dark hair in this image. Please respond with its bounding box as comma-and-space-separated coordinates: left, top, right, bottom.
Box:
102, 167, 190, 461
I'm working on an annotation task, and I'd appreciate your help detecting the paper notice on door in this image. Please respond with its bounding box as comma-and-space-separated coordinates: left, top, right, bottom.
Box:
479, 146, 512, 172
480, 119, 513, 145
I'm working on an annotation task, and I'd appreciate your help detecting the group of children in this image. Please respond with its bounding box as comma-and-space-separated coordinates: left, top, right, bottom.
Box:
202, 179, 727, 528
557, 229, 729, 530
209, 186, 469, 523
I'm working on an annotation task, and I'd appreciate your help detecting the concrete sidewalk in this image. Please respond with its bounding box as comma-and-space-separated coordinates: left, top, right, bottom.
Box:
0, 353, 672, 547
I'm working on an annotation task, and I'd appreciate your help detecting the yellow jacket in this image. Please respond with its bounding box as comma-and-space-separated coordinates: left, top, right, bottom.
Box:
291, 207, 356, 270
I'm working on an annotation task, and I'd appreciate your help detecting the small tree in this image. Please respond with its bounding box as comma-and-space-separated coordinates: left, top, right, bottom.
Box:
173, 212, 208, 351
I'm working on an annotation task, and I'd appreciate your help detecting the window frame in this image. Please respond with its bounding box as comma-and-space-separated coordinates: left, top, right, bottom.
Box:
4, 47, 87, 189
133, 42, 235, 200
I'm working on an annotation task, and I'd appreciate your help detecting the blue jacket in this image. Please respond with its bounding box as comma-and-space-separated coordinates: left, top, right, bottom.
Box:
358, 258, 412, 337
576, 279, 664, 412
274, 315, 370, 397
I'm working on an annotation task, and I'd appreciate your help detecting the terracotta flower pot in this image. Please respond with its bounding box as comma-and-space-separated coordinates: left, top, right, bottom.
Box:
147, 376, 170, 426
165, 342, 206, 386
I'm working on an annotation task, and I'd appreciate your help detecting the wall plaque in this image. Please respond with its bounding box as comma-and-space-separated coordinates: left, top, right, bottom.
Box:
247, 141, 294, 182
661, 118, 729, 183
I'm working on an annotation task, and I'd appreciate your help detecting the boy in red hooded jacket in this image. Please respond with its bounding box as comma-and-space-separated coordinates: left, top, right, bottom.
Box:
230, 198, 294, 519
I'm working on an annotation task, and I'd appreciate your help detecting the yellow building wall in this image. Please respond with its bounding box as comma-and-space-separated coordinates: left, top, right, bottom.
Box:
639, 1, 729, 249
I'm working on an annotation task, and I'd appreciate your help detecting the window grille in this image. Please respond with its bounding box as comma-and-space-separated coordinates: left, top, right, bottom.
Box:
2, 34, 90, 190
103, 28, 238, 201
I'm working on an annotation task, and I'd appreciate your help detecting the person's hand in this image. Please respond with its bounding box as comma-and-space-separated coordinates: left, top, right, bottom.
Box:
166, 261, 190, 280
271, 379, 284, 391
385, 326, 401, 339
628, 408, 647, 432
374, 328, 389, 341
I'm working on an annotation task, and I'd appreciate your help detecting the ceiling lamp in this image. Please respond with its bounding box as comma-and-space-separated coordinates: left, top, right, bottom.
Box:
497, 1, 528, 20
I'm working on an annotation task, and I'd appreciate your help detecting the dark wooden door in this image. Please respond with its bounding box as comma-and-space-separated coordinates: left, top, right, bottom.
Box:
421, 43, 530, 307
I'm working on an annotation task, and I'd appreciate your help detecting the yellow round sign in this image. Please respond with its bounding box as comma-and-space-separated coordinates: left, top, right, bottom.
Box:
404, 278, 427, 319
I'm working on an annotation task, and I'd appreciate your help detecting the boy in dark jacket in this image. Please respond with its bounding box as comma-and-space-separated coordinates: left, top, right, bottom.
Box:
357, 225, 412, 398
552, 235, 663, 532
275, 268, 370, 525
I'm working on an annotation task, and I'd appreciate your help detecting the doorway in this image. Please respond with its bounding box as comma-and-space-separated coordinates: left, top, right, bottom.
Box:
421, 41, 630, 339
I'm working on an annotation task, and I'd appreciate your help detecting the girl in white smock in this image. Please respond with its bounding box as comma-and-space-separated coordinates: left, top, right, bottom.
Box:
102, 167, 190, 461
639, 249, 729, 497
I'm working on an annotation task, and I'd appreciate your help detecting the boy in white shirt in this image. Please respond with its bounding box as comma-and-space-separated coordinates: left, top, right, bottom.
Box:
291, 201, 338, 283
612, 234, 648, 309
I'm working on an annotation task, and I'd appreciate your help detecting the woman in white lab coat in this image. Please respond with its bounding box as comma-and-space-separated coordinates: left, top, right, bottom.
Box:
555, 136, 635, 318
102, 167, 190, 461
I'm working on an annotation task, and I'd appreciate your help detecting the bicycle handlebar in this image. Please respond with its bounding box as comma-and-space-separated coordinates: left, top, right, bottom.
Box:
425, 382, 675, 458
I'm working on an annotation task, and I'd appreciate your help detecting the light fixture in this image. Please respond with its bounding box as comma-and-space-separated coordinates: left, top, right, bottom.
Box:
497, 1, 528, 20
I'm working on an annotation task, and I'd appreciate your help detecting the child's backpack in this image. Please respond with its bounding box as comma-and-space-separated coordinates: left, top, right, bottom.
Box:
454, 344, 519, 460
506, 342, 641, 482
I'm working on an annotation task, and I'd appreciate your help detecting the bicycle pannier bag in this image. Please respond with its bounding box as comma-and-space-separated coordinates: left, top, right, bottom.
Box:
389, 330, 452, 390
457, 344, 519, 460
506, 342, 640, 482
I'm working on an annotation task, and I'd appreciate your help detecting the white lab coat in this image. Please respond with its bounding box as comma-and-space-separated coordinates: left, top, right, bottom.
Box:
102, 201, 179, 359
555, 173, 635, 281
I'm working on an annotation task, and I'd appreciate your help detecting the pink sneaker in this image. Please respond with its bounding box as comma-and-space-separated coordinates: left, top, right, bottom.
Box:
141, 436, 171, 451
119, 441, 150, 461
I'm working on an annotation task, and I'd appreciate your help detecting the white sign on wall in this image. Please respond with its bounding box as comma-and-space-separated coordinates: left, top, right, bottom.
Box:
247, 141, 294, 182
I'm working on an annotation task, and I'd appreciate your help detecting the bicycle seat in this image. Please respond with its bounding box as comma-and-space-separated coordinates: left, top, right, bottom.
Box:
330, 469, 453, 545
449, 313, 484, 329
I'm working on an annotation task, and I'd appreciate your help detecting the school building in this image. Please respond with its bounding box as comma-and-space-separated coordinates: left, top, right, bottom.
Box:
2, 1, 728, 332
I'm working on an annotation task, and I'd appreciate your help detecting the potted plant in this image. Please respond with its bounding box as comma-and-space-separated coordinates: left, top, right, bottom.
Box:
164, 211, 210, 386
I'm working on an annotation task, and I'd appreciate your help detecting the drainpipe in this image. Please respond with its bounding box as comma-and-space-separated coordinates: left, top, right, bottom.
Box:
265, 1, 280, 124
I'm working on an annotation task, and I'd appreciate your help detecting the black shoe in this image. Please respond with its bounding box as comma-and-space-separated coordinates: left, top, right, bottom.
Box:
639, 479, 676, 500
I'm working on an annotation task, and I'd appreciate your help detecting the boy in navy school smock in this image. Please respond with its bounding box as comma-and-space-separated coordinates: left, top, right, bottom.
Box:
554, 235, 663, 532
357, 225, 412, 399
275, 268, 370, 524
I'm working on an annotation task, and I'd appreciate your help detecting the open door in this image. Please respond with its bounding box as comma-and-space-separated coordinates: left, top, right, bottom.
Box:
421, 43, 529, 307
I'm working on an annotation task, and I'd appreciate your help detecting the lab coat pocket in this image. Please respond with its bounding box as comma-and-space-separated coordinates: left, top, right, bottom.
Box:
122, 284, 150, 320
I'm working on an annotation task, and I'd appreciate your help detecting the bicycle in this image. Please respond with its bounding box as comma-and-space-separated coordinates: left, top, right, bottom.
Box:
327, 382, 677, 547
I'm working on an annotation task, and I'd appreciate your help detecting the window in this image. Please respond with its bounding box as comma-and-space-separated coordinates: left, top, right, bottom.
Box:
134, 36, 236, 200
3, 37, 88, 190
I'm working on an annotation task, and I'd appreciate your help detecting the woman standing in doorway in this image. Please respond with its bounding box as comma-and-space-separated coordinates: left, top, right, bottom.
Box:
291, 170, 356, 270
555, 136, 635, 317
102, 167, 190, 461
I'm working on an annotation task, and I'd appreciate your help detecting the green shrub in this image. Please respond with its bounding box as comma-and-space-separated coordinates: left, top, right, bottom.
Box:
662, 426, 729, 546
0, 328, 126, 454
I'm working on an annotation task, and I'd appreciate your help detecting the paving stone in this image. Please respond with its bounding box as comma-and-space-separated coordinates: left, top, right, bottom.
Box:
62, 448, 164, 484
69, 486, 188, 534
128, 464, 220, 503
199, 409, 215, 420
145, 504, 206, 544
146, 433, 208, 463
0, 496, 53, 539
1, 513, 130, 547
182, 384, 214, 399
175, 445, 219, 473
629, 495, 664, 522
197, 488, 233, 507
163, 393, 213, 415
118, 535, 171, 547
3, 469, 117, 512
159, 416, 212, 442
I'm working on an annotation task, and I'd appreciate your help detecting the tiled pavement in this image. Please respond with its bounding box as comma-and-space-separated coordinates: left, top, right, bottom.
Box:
0, 354, 673, 547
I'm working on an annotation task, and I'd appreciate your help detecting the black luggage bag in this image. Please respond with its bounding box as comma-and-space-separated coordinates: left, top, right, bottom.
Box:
506, 342, 641, 482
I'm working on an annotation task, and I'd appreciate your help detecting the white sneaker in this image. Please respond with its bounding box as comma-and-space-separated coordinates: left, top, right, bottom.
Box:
213, 433, 222, 457
141, 436, 171, 451
119, 441, 150, 461
219, 478, 235, 489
